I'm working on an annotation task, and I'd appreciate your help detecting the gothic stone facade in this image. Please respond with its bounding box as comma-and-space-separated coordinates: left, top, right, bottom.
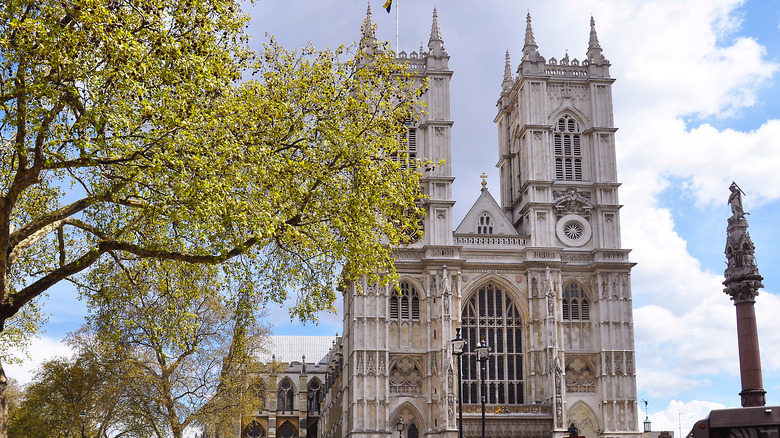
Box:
246, 8, 639, 438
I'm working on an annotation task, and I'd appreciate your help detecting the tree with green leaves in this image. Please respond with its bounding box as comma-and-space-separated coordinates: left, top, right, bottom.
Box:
0, 0, 424, 435
86, 261, 269, 438
7, 335, 150, 438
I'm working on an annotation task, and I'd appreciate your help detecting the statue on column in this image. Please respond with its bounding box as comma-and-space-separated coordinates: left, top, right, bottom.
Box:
728, 181, 747, 223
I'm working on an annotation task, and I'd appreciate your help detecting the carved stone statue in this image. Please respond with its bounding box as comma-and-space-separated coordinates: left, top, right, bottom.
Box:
728, 181, 746, 223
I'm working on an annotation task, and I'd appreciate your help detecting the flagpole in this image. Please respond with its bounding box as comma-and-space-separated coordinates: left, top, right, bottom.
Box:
395, 0, 399, 54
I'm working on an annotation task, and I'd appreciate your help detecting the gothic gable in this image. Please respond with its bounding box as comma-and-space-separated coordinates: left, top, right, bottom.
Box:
454, 187, 517, 236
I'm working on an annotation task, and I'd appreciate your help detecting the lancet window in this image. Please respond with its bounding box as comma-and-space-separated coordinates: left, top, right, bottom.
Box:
461, 283, 524, 405
562, 281, 589, 321
390, 282, 420, 321
554, 115, 583, 181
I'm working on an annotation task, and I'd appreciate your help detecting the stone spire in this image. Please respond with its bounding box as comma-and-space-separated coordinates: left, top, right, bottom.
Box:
502, 49, 514, 90
361, 2, 376, 42
428, 7, 446, 56
723, 182, 766, 407
586, 16, 607, 64
521, 12, 544, 62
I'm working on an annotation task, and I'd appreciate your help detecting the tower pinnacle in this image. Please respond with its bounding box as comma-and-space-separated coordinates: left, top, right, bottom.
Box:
502, 49, 513, 89
428, 7, 446, 55
361, 2, 376, 41
586, 16, 607, 64
521, 12, 543, 62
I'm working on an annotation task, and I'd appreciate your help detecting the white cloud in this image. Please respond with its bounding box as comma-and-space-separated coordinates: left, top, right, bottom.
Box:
5, 336, 73, 386
645, 399, 731, 436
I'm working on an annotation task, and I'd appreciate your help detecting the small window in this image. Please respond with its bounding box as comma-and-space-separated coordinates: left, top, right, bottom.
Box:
562, 282, 589, 321
390, 282, 420, 321
477, 213, 493, 234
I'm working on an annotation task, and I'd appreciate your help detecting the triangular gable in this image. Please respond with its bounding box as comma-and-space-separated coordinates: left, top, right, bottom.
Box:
454, 188, 518, 235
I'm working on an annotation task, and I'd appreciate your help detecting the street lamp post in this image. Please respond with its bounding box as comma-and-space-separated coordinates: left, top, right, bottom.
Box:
79, 411, 87, 438
475, 337, 491, 438
396, 418, 405, 438
451, 328, 466, 438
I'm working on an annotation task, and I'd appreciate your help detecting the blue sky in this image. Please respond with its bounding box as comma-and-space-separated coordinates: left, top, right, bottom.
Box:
10, 0, 780, 436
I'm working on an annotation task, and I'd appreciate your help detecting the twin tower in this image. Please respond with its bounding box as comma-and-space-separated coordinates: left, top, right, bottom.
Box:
321, 7, 638, 438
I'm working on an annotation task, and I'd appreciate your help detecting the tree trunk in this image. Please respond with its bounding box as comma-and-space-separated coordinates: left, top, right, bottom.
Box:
0, 359, 8, 438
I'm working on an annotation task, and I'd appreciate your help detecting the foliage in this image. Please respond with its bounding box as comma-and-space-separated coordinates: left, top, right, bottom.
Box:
0, 0, 422, 354
7, 338, 151, 438
1, 0, 424, 434
86, 260, 269, 438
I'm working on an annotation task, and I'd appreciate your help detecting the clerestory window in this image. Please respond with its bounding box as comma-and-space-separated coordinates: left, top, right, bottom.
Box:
554, 115, 583, 181
277, 378, 295, 413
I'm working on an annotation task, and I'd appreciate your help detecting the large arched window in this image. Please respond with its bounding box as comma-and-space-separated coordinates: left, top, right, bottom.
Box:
277, 378, 295, 413
390, 282, 420, 321
554, 115, 583, 181
461, 283, 524, 405
562, 281, 589, 321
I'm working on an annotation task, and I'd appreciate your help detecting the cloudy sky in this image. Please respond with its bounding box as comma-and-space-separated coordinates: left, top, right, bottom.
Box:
10, 0, 780, 435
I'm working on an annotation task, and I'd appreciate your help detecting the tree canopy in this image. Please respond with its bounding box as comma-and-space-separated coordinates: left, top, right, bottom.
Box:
0, 0, 424, 434
0, 0, 422, 348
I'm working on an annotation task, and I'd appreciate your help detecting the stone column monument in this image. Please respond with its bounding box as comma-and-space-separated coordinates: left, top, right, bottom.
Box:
723, 182, 766, 407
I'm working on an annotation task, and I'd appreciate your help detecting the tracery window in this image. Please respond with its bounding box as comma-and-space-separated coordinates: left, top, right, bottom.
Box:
307, 380, 322, 415
390, 282, 420, 321
562, 281, 589, 321
242, 420, 265, 438
554, 115, 583, 181
278, 421, 297, 438
277, 378, 295, 413
461, 283, 524, 405
477, 213, 493, 234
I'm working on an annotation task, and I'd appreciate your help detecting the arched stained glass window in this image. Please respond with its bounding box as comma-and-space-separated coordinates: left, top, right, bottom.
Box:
461, 283, 524, 405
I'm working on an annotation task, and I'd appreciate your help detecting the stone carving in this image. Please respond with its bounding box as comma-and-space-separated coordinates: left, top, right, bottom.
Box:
389, 357, 423, 394
531, 276, 538, 298
553, 187, 593, 219
565, 357, 596, 392
724, 183, 762, 300
379, 354, 386, 375
728, 182, 746, 222
367, 353, 375, 375
431, 351, 439, 375
545, 268, 554, 317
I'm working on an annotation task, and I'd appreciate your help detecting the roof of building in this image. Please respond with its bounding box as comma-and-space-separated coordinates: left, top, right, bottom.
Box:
257, 335, 337, 365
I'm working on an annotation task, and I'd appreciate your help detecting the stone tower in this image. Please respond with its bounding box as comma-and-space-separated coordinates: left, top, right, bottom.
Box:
319, 10, 639, 438
491, 13, 638, 437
